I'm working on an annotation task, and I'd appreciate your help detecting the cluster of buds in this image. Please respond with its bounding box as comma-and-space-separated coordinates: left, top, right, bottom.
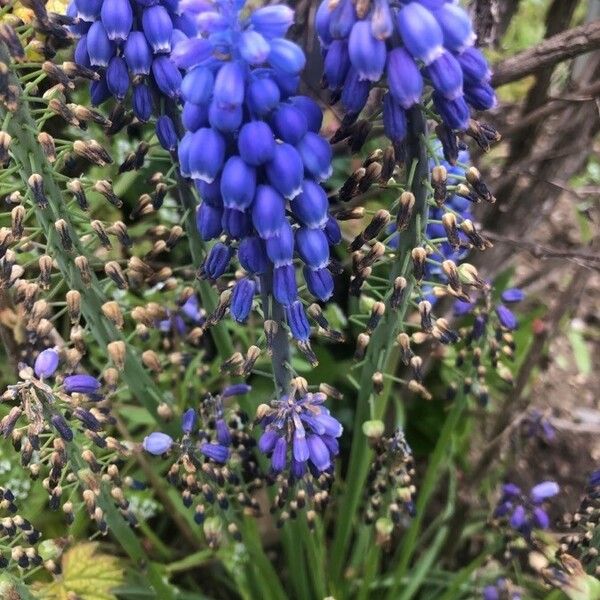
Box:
558, 470, 600, 571
0, 486, 45, 572
143, 385, 262, 544
362, 423, 416, 547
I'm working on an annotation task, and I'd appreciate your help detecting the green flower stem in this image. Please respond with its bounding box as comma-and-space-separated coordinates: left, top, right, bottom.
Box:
330, 106, 430, 583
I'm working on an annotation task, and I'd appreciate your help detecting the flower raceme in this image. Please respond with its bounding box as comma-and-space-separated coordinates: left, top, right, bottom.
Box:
175, 0, 339, 348
317, 0, 497, 141
70, 0, 193, 121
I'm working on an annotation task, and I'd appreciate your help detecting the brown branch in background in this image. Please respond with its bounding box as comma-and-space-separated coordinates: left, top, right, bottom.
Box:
492, 19, 600, 86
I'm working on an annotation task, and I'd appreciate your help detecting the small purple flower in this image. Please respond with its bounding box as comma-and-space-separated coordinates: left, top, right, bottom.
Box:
181, 408, 197, 434
34, 348, 59, 379
200, 442, 229, 463
501, 288, 525, 303
63, 374, 101, 395
495, 304, 517, 330
143, 431, 174, 455
530, 481, 559, 503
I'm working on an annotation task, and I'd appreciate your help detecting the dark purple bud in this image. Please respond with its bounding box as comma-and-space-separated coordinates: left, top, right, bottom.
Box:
271, 436, 287, 472
75, 0, 102, 22
156, 115, 178, 152
341, 67, 370, 119
202, 242, 233, 280
501, 288, 525, 303
329, 0, 356, 39
304, 267, 334, 302
74, 35, 90, 67
143, 431, 173, 455
324, 216, 342, 245
464, 81, 497, 111
495, 304, 517, 330
64, 374, 101, 395
106, 56, 129, 101
509, 504, 526, 529
532, 507, 550, 529
196, 203, 223, 240
230, 277, 256, 323
247, 75, 281, 117
324, 40, 350, 91
250, 5, 294, 39
200, 442, 229, 463
181, 408, 197, 434
222, 384, 251, 398
273, 264, 298, 306
133, 83, 153, 122
221, 207, 252, 239
383, 93, 407, 144
432, 92, 470, 131
51, 414, 73, 442
215, 419, 231, 446
286, 301, 310, 341
307, 434, 331, 471
293, 430, 309, 462
34, 348, 59, 379
456, 47, 491, 85
259, 429, 279, 453
238, 236, 269, 274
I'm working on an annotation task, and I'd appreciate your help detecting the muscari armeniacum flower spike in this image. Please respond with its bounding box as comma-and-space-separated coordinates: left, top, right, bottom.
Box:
317, 0, 497, 138
171, 0, 340, 358
71, 0, 192, 120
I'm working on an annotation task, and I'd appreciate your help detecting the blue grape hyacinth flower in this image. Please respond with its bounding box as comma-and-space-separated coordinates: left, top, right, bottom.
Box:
70, 0, 193, 123
174, 0, 339, 353
257, 387, 343, 477
494, 480, 559, 537
317, 0, 497, 137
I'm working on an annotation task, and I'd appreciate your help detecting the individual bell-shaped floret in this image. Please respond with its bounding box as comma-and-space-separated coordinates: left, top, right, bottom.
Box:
271, 103, 308, 145
247, 74, 281, 116
187, 128, 226, 183
252, 185, 286, 239
265, 143, 304, 199
238, 121, 276, 166
151, 56, 182, 99
202, 242, 233, 280
181, 66, 214, 105
396, 2, 444, 65
348, 20, 386, 82
386, 48, 423, 109
273, 264, 298, 306
433, 3, 476, 54
296, 132, 333, 181
196, 203, 223, 240
86, 21, 114, 67
250, 5, 294, 39
296, 227, 330, 270
324, 40, 350, 91
425, 50, 463, 100
268, 38, 306, 74
238, 236, 269, 274
142, 5, 173, 53
220, 157, 256, 211
100, 0, 133, 42
230, 277, 256, 323
304, 267, 334, 302
266, 222, 295, 267
106, 56, 129, 100
123, 31, 152, 75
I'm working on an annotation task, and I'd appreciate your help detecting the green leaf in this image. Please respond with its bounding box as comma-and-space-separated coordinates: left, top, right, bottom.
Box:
33, 543, 124, 600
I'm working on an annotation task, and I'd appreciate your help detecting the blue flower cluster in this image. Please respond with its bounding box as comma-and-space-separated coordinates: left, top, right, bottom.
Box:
454, 287, 525, 333
257, 388, 343, 475
173, 0, 340, 344
316, 0, 496, 139
494, 480, 559, 537
69, 0, 194, 121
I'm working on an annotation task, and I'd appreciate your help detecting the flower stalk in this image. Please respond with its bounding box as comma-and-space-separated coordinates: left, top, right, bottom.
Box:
330, 105, 430, 582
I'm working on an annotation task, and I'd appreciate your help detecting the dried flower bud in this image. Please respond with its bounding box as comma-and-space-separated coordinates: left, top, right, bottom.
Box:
466, 167, 495, 203
142, 350, 162, 373
408, 380, 432, 401
396, 332, 414, 364
66, 290, 81, 323
105, 261, 128, 289
167, 226, 183, 249
10, 205, 25, 240
37, 132, 56, 163
73, 140, 112, 166
396, 192, 415, 231
411, 247, 427, 281
366, 301, 385, 333
431, 165, 447, 206
242, 345, 261, 376
355, 332, 370, 361
101, 301, 123, 329
74, 255, 91, 286
390, 276, 407, 310
372, 371, 384, 394
441, 213, 460, 249
66, 179, 88, 210
107, 341, 126, 370
0, 131, 11, 166
28, 173, 48, 208
418, 300, 433, 332
54, 219, 72, 251
109, 221, 131, 248
94, 180, 122, 208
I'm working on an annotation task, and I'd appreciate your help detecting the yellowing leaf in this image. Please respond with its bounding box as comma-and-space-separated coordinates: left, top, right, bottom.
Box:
46, 0, 69, 15
33, 543, 125, 600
